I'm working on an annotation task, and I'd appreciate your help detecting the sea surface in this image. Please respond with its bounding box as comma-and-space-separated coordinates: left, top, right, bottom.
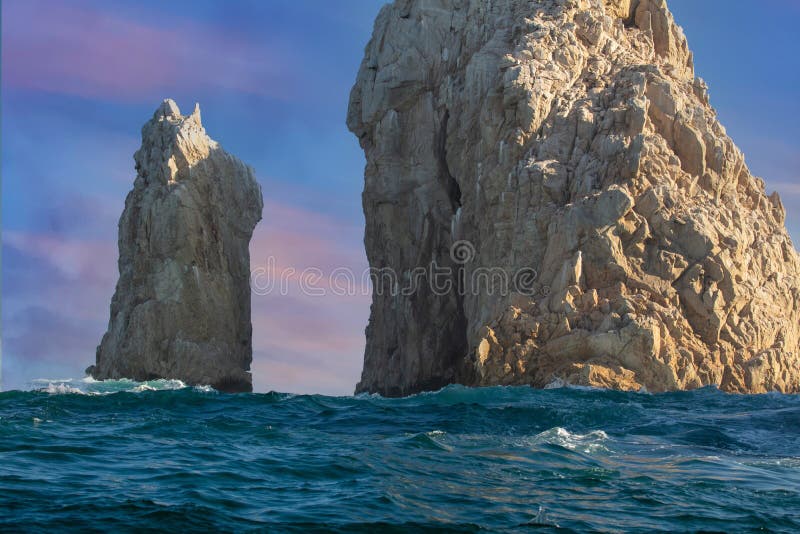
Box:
1, 379, 799, 532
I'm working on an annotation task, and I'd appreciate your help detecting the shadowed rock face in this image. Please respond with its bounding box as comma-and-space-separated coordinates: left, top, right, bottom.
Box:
348, 0, 800, 396
89, 100, 263, 392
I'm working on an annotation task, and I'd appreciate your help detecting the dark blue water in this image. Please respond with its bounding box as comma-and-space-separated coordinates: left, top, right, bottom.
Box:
1, 380, 799, 532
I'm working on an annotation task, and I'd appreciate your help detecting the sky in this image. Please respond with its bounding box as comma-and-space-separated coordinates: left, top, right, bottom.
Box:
1, 0, 798, 394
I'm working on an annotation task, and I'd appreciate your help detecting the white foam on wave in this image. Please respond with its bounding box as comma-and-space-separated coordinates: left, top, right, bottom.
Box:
41, 382, 88, 395
524, 427, 611, 453
30, 377, 207, 395
133, 379, 188, 392
161, 379, 189, 390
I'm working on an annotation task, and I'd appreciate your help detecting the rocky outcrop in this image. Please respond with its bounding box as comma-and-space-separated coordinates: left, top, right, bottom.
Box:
89, 100, 263, 392
348, 0, 800, 395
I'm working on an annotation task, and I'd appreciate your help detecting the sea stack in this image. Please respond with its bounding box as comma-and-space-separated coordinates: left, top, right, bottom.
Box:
89, 100, 263, 392
348, 0, 800, 395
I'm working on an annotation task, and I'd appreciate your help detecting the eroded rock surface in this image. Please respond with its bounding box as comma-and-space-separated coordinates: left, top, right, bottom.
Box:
348, 0, 800, 395
90, 100, 263, 392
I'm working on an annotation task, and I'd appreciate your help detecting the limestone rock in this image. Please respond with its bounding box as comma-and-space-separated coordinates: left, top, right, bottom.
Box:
89, 100, 263, 392
348, 0, 800, 395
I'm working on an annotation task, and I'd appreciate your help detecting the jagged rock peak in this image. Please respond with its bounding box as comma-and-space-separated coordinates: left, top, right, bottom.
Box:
348, 0, 800, 395
90, 99, 263, 392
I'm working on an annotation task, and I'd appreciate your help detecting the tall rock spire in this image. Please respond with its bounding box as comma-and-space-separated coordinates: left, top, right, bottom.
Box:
348, 0, 800, 395
89, 99, 263, 392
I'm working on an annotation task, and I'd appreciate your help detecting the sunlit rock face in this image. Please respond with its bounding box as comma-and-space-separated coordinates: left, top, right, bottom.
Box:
90, 100, 263, 392
348, 0, 800, 396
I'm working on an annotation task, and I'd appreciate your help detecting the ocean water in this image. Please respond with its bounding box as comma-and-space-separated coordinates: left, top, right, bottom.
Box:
1, 380, 799, 532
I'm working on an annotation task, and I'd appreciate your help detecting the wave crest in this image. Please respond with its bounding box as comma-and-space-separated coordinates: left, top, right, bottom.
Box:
31, 378, 208, 396
523, 427, 611, 453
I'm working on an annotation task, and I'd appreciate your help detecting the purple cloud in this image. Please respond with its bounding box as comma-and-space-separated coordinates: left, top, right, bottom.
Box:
3, 231, 117, 322
1, 0, 296, 101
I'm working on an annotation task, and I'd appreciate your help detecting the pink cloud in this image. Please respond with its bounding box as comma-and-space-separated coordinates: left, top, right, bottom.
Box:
1, 0, 295, 101
3, 230, 118, 323
2, 229, 119, 388
4, 230, 115, 282
251, 199, 367, 274
247, 199, 369, 393
253, 293, 368, 355
252, 357, 359, 397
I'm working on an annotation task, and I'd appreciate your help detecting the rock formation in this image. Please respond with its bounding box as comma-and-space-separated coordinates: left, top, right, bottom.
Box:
89, 100, 263, 392
348, 0, 800, 395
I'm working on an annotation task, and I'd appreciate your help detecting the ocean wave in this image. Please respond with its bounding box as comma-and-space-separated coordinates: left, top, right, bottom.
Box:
522, 427, 611, 453
366, 383, 540, 407
40, 382, 87, 395
29, 378, 204, 396
2, 382, 800, 532
389, 430, 453, 451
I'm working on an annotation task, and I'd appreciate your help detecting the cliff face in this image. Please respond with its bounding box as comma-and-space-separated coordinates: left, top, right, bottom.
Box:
90, 100, 263, 392
348, 0, 800, 395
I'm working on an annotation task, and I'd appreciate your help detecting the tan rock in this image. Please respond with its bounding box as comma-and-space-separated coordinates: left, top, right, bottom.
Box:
88, 100, 263, 392
349, 0, 800, 395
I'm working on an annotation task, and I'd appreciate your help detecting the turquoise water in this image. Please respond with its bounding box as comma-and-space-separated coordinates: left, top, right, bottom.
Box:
1, 380, 799, 532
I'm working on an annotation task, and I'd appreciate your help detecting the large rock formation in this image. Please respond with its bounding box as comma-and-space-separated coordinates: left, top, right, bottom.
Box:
348, 0, 800, 395
89, 100, 263, 392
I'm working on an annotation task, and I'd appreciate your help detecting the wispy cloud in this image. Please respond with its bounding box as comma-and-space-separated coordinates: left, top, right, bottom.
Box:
251, 199, 366, 273
771, 182, 800, 196
3, 230, 118, 321
1, 0, 297, 101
